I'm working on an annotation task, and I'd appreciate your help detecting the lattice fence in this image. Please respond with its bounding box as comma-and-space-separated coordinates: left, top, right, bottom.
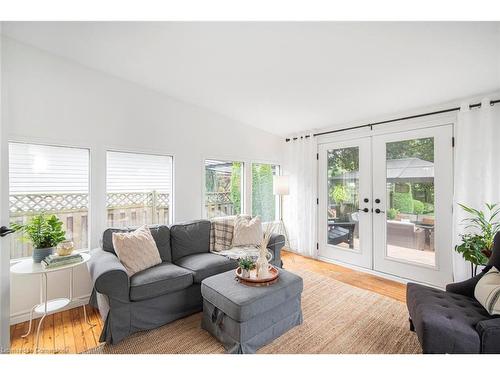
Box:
9, 191, 171, 259
10, 193, 89, 215
205, 191, 234, 218
205, 192, 232, 204
9, 190, 234, 258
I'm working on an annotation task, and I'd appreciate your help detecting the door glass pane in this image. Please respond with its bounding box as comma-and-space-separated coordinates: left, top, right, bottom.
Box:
327, 147, 360, 251
205, 160, 243, 218
386, 137, 435, 266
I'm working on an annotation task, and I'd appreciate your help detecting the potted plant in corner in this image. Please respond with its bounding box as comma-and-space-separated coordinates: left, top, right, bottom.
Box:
455, 203, 500, 276
11, 214, 66, 263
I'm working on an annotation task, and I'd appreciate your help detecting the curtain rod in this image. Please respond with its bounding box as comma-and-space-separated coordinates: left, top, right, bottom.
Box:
285, 98, 500, 142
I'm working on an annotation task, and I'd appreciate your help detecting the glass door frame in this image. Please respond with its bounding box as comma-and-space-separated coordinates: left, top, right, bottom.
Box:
372, 125, 454, 287
317, 137, 373, 269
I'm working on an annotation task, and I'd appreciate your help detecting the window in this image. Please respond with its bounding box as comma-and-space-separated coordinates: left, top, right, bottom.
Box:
8, 143, 90, 260
106, 151, 173, 227
252, 163, 280, 222
204, 159, 243, 218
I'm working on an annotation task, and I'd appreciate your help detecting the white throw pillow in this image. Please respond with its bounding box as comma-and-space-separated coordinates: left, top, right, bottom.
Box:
112, 225, 162, 276
474, 266, 500, 315
232, 215, 263, 247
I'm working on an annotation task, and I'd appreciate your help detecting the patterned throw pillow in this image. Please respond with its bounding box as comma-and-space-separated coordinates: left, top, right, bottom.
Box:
232, 215, 263, 247
211, 217, 235, 251
475, 266, 500, 315
112, 225, 162, 276
209, 215, 252, 251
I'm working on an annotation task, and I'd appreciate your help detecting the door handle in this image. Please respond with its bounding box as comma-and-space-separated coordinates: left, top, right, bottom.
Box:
358, 208, 369, 213
0, 226, 15, 237
374, 208, 385, 214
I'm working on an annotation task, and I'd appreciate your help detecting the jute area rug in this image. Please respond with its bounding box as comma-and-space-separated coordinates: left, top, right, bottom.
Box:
86, 269, 421, 354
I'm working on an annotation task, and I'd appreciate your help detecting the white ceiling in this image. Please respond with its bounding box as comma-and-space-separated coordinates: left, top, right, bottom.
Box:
3, 22, 500, 136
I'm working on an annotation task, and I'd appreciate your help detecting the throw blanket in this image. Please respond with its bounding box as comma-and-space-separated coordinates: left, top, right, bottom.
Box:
211, 246, 260, 260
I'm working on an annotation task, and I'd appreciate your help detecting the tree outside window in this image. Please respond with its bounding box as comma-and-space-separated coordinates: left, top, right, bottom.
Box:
252, 163, 279, 222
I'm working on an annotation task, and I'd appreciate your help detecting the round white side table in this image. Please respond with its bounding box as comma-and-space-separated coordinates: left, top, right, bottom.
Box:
10, 252, 94, 353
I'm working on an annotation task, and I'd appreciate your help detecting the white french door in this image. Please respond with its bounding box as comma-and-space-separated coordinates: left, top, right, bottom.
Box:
318, 137, 373, 269
372, 126, 453, 287
318, 124, 453, 287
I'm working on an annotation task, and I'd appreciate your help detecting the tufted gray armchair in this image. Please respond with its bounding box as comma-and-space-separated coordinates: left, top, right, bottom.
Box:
406, 232, 500, 353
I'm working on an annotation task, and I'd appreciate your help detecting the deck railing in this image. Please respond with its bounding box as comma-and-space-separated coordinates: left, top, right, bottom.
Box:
9, 191, 236, 259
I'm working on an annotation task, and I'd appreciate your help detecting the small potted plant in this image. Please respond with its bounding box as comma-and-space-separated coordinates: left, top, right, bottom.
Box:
11, 214, 66, 263
455, 203, 500, 276
238, 257, 255, 278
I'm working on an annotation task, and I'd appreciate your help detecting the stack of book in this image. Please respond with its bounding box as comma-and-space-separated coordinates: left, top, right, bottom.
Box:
41, 253, 83, 269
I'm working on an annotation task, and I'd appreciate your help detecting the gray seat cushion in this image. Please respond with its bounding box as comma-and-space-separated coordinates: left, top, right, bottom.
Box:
130, 262, 193, 301
102, 225, 172, 262
407, 282, 492, 353
170, 220, 211, 262
201, 268, 303, 322
174, 253, 237, 283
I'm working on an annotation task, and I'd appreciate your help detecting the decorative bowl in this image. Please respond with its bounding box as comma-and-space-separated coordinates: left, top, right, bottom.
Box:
235, 265, 279, 286
57, 240, 74, 256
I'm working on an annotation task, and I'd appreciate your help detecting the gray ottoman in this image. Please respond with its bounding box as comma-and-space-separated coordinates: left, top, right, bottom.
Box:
201, 268, 303, 354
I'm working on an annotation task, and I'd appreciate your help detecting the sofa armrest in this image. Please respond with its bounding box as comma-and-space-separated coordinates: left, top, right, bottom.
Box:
267, 233, 285, 268
445, 271, 486, 298
88, 248, 130, 302
477, 318, 500, 353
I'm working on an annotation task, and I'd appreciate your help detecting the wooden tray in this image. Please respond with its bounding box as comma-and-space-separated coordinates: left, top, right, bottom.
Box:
235, 265, 279, 286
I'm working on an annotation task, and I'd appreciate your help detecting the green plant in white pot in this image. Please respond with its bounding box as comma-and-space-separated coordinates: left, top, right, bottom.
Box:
238, 257, 256, 278
11, 214, 66, 263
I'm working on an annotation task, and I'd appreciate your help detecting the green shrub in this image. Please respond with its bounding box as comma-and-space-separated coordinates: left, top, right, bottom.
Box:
423, 202, 434, 214
230, 162, 242, 214
330, 184, 349, 204
393, 192, 414, 214
413, 200, 425, 215
251, 164, 275, 222
387, 208, 399, 220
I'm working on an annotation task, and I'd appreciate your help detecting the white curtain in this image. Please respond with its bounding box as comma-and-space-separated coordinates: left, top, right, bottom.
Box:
454, 98, 500, 280
283, 135, 318, 258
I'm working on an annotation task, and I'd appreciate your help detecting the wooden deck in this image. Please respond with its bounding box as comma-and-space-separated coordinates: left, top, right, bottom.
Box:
9, 250, 406, 353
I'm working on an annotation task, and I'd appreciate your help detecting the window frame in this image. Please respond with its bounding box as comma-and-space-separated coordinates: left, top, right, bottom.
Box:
250, 162, 281, 223
105, 148, 175, 229
8, 140, 91, 262
202, 157, 246, 219
201, 156, 281, 222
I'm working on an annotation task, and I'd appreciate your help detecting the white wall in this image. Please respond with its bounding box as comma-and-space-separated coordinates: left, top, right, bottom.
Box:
2, 36, 284, 323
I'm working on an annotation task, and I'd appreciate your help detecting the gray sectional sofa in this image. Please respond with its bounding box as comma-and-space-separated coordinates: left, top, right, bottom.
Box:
87, 219, 285, 344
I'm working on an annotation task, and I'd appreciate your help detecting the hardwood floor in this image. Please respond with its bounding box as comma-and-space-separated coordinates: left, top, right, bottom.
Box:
10, 250, 406, 354
9, 304, 103, 354
282, 250, 406, 303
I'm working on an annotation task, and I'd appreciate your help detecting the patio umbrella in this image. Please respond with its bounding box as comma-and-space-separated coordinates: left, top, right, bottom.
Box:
331, 157, 434, 183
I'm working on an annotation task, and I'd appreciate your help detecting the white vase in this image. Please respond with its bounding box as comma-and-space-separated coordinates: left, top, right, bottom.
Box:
256, 248, 273, 279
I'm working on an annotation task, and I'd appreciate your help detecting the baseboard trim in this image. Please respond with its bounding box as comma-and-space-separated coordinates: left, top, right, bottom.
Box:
10, 294, 91, 325
316, 256, 444, 290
